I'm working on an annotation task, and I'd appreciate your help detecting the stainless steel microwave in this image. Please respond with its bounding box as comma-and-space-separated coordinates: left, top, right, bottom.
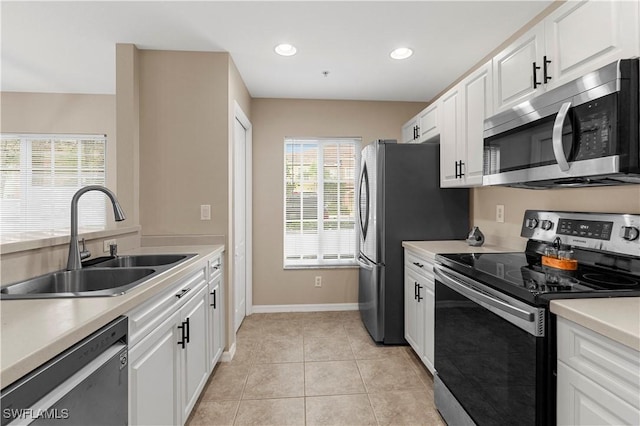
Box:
483, 59, 639, 189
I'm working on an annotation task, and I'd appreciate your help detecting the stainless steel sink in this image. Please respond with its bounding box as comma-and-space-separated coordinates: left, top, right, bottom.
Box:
89, 254, 193, 268
0, 268, 157, 299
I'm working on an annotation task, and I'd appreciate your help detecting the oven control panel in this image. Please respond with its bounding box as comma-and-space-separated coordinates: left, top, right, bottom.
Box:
521, 210, 640, 257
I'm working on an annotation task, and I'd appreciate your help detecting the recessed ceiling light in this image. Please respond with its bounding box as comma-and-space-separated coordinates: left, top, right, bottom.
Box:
390, 47, 413, 60
275, 43, 297, 57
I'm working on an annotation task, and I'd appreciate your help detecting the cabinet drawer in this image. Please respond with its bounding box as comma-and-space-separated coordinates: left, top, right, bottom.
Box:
404, 250, 435, 280
129, 267, 207, 346
557, 317, 640, 410
208, 254, 222, 281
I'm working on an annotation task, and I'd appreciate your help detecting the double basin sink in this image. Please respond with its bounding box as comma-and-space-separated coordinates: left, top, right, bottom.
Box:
0, 254, 197, 299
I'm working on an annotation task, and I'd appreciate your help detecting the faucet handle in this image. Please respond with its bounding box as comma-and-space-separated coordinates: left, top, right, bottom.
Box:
109, 243, 118, 257
79, 238, 91, 260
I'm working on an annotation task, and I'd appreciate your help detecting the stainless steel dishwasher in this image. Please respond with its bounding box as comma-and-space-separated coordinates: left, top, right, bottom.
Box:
1, 316, 128, 426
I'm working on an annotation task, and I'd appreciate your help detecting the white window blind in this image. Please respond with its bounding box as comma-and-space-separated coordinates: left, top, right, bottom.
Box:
0, 134, 107, 240
284, 137, 360, 267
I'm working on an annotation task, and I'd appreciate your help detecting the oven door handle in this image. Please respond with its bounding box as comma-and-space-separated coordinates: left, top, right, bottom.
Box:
552, 101, 571, 172
434, 267, 534, 322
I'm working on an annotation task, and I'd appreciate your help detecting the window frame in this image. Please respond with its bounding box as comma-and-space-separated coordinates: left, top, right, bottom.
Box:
283, 137, 361, 269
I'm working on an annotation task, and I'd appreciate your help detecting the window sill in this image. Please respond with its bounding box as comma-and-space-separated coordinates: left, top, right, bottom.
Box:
284, 264, 359, 270
0, 225, 141, 255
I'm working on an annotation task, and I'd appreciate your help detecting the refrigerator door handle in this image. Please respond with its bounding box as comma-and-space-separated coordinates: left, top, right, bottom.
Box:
357, 255, 374, 271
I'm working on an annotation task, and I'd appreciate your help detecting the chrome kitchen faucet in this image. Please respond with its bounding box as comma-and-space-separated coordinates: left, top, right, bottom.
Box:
67, 185, 126, 270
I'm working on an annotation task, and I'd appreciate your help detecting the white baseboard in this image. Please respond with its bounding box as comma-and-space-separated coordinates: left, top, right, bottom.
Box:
251, 303, 358, 313
221, 342, 236, 362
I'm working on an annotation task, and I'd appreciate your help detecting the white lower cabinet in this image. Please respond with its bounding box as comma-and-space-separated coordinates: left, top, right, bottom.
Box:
128, 249, 226, 426
403, 248, 435, 373
556, 317, 640, 426
181, 285, 209, 420
207, 254, 224, 372
129, 311, 181, 426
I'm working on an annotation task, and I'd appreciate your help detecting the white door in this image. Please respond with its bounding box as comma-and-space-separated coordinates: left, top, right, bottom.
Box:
234, 117, 246, 332
233, 105, 252, 333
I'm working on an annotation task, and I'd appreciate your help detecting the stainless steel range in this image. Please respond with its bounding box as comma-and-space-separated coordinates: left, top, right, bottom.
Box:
433, 210, 640, 426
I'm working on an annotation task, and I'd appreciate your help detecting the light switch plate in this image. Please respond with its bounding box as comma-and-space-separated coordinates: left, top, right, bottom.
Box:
200, 204, 211, 220
496, 205, 505, 223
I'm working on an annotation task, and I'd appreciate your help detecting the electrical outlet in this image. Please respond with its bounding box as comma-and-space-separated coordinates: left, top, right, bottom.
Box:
496, 205, 505, 223
315, 276, 322, 287
103, 239, 116, 253
200, 204, 211, 220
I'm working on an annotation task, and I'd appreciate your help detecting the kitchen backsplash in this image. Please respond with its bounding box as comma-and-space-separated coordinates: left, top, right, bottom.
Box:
472, 185, 640, 250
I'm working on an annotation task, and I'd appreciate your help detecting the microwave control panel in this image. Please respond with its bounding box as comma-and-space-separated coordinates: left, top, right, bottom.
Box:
573, 93, 615, 161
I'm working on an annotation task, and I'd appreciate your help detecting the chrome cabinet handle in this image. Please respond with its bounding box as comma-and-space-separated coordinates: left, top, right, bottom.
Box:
552, 102, 571, 172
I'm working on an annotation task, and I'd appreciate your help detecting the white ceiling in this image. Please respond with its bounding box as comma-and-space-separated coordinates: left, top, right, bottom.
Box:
1, 1, 552, 102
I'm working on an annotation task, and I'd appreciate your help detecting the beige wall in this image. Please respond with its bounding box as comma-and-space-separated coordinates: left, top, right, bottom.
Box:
251, 98, 427, 306
472, 185, 640, 250
138, 50, 230, 237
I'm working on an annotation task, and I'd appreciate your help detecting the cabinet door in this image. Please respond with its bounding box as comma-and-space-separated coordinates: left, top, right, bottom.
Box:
208, 274, 223, 371
129, 311, 181, 426
418, 101, 440, 143
493, 24, 545, 113
401, 116, 419, 144
461, 61, 492, 187
557, 361, 640, 425
404, 269, 419, 352
181, 285, 209, 422
544, 0, 640, 90
421, 277, 435, 374
440, 86, 462, 187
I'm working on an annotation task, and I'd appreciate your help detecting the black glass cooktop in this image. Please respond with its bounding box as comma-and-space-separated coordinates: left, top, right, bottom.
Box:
436, 252, 640, 306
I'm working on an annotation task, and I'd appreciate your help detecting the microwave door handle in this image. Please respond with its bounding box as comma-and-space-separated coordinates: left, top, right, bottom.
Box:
552, 101, 571, 172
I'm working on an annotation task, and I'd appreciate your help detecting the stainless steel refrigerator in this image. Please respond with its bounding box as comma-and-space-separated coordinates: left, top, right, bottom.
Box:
357, 140, 469, 344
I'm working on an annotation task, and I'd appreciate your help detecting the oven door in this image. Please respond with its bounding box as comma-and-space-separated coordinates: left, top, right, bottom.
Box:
433, 265, 552, 426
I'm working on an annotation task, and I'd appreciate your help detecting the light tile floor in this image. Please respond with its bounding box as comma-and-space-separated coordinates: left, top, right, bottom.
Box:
186, 311, 446, 426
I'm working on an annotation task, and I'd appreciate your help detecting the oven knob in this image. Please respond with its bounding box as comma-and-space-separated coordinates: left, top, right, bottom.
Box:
525, 218, 539, 229
541, 220, 554, 231
620, 226, 639, 241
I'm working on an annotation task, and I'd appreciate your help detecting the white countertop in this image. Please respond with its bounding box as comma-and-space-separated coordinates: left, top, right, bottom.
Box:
551, 297, 640, 352
402, 240, 518, 260
0, 244, 224, 388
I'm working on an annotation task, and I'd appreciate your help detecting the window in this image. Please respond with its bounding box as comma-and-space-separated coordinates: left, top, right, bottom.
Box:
0, 134, 107, 240
284, 137, 360, 267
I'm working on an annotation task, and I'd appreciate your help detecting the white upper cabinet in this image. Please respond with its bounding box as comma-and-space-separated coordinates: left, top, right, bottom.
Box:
401, 101, 441, 144
440, 61, 492, 188
401, 116, 419, 143
493, 0, 640, 114
493, 24, 545, 113
417, 101, 440, 143
544, 0, 639, 90
461, 62, 492, 186
439, 86, 462, 187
